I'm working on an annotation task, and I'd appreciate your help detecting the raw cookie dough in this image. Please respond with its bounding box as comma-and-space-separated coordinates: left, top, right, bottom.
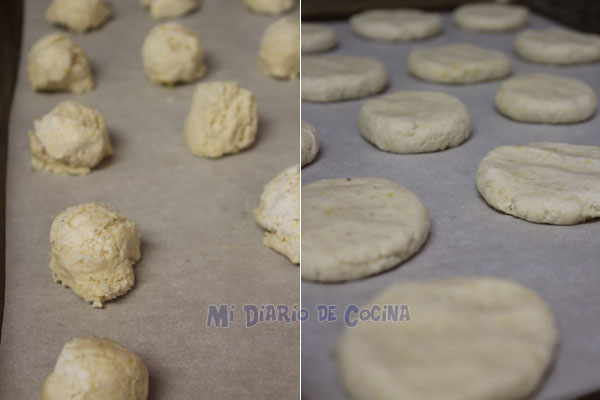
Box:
301, 121, 319, 167
495, 73, 597, 124
453, 3, 529, 32
254, 165, 300, 263
259, 17, 300, 79
46, 0, 111, 33
142, 23, 206, 85
515, 28, 600, 65
302, 178, 430, 282
140, 0, 198, 19
359, 91, 471, 153
350, 9, 442, 41
243, 0, 296, 15
337, 277, 557, 400
476, 142, 600, 225
50, 203, 141, 307
302, 55, 388, 102
184, 81, 258, 158
408, 43, 511, 84
302, 23, 337, 53
29, 101, 113, 175
40, 337, 149, 400
27, 33, 94, 93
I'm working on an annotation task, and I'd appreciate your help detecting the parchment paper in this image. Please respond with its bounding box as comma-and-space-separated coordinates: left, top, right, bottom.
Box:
301, 13, 600, 400
0, 1, 299, 399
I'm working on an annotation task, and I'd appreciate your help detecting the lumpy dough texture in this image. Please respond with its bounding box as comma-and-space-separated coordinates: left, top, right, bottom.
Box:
184, 81, 258, 158
350, 9, 442, 41
259, 17, 300, 79
50, 203, 141, 307
39, 337, 149, 400
243, 0, 296, 14
46, 0, 111, 33
140, 0, 198, 19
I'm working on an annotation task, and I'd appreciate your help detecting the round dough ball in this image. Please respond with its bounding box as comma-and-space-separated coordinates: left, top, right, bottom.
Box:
301, 121, 319, 167
337, 277, 557, 400
350, 9, 442, 42
46, 0, 111, 33
254, 165, 300, 263
27, 33, 94, 93
259, 17, 300, 79
476, 142, 600, 225
50, 203, 141, 307
408, 43, 511, 84
142, 23, 206, 85
40, 337, 148, 400
454, 3, 529, 32
184, 81, 258, 158
515, 28, 600, 65
302, 23, 337, 53
140, 0, 198, 19
302, 55, 389, 102
243, 0, 296, 15
359, 91, 471, 153
29, 101, 114, 175
495, 73, 596, 124
302, 178, 430, 282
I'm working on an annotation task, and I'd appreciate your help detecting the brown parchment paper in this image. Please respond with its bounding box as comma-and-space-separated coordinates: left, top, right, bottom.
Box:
0, 1, 299, 399
301, 12, 600, 400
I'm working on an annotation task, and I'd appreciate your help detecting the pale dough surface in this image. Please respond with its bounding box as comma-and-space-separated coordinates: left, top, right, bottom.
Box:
27, 33, 94, 93
46, 0, 111, 33
302, 55, 388, 102
140, 0, 198, 19
29, 101, 114, 175
40, 337, 148, 400
302, 178, 430, 282
254, 165, 300, 264
50, 203, 141, 307
495, 73, 597, 124
350, 9, 442, 41
515, 28, 600, 65
302, 23, 337, 53
476, 142, 600, 225
408, 43, 511, 84
259, 17, 300, 80
453, 3, 529, 32
243, 0, 296, 15
359, 91, 471, 153
337, 277, 557, 400
301, 120, 319, 167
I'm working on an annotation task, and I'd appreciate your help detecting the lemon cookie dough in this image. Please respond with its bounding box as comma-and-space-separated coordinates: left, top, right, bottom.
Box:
243, 0, 296, 15
29, 101, 113, 175
454, 3, 529, 32
142, 23, 206, 85
302, 23, 337, 53
46, 0, 111, 33
40, 337, 149, 400
337, 277, 557, 400
185, 81, 258, 158
259, 17, 300, 79
350, 9, 442, 42
301, 121, 319, 167
50, 203, 141, 307
254, 165, 300, 263
515, 28, 600, 65
27, 33, 93, 93
140, 0, 198, 19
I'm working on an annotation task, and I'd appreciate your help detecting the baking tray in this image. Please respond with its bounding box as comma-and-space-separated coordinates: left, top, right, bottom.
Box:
301, 12, 600, 400
0, 1, 299, 399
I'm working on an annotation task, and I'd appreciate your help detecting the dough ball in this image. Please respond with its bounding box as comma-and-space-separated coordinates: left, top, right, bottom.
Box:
337, 277, 557, 400
476, 142, 600, 225
140, 0, 198, 19
40, 337, 148, 400
302, 55, 389, 102
46, 0, 111, 33
243, 0, 296, 15
454, 3, 529, 32
254, 165, 300, 263
27, 33, 94, 93
302, 178, 430, 282
350, 9, 442, 41
301, 121, 319, 167
29, 101, 113, 175
184, 81, 258, 158
408, 43, 511, 84
359, 91, 471, 153
301, 23, 337, 53
50, 203, 141, 307
495, 73, 596, 124
259, 17, 300, 79
515, 28, 600, 65
142, 23, 206, 85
